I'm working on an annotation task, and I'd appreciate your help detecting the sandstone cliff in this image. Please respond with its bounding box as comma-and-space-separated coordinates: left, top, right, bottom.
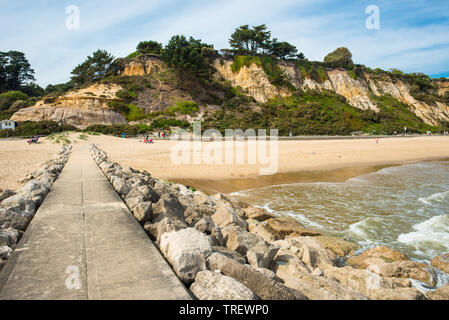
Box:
10, 56, 449, 129
213, 59, 449, 126
11, 83, 127, 129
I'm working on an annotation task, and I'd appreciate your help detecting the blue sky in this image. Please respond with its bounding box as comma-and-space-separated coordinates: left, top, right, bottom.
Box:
1, 0, 448, 87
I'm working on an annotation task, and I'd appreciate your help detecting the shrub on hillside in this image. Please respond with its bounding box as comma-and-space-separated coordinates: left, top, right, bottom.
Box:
168, 101, 199, 115
323, 47, 354, 68
0, 91, 29, 111
0, 121, 78, 138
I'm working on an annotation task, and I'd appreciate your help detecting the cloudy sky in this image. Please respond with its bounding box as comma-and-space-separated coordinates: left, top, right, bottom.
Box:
1, 0, 448, 87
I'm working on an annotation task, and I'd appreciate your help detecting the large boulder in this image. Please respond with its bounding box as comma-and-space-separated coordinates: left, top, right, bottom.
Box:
21, 179, 48, 204
265, 217, 322, 240
225, 228, 265, 256
273, 254, 368, 300
144, 217, 187, 244
110, 175, 130, 197
246, 242, 280, 269
347, 247, 436, 286
206, 252, 308, 300
243, 207, 275, 222
153, 182, 175, 198
319, 263, 426, 300
0, 228, 21, 248
0, 208, 33, 231
131, 201, 153, 223
346, 246, 409, 268
152, 197, 185, 222
272, 249, 312, 275
287, 236, 340, 269
427, 284, 449, 300
184, 204, 216, 226
190, 270, 257, 300
431, 253, 449, 274
248, 220, 276, 243
0, 189, 15, 203
0, 245, 13, 260
314, 236, 360, 257
193, 191, 215, 207
212, 246, 247, 264
209, 226, 225, 247
1, 195, 36, 214
178, 194, 195, 210
193, 216, 215, 234
160, 228, 213, 284
212, 205, 248, 230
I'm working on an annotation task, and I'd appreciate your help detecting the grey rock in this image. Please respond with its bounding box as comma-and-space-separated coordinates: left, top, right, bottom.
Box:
209, 226, 225, 247
0, 228, 21, 248
111, 175, 130, 197
160, 228, 213, 284
194, 216, 215, 234
125, 195, 145, 211
131, 201, 153, 223
144, 217, 187, 244
0, 245, 13, 260
206, 252, 308, 300
247, 242, 280, 269
191, 270, 257, 300
0, 208, 33, 231
226, 228, 265, 256
21, 179, 48, 204
212, 246, 247, 264
0, 189, 16, 202
152, 197, 185, 222
1, 195, 36, 214
211, 205, 248, 230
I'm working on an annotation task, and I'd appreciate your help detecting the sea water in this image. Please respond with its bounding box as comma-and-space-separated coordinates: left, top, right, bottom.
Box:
230, 161, 449, 288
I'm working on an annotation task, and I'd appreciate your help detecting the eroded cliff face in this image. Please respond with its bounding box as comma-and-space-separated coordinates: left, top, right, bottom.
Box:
11, 83, 127, 129
12, 56, 448, 128
213, 58, 449, 126
118, 58, 165, 76
213, 60, 290, 103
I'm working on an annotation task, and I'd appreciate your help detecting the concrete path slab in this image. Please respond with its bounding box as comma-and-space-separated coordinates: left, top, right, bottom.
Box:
0, 144, 192, 300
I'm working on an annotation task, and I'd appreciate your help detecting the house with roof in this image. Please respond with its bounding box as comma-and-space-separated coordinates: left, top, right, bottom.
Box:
0, 120, 17, 131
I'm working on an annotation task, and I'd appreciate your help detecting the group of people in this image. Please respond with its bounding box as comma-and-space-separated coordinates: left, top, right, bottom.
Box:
142, 131, 169, 144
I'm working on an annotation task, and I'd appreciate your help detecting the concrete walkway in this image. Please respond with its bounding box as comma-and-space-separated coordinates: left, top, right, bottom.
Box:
0, 145, 191, 300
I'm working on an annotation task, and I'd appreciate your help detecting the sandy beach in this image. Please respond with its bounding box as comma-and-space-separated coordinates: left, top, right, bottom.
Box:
1, 133, 449, 192
0, 138, 61, 191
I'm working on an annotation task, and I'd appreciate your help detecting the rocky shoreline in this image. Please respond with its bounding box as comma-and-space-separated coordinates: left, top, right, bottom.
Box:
0, 145, 72, 271
89, 144, 449, 300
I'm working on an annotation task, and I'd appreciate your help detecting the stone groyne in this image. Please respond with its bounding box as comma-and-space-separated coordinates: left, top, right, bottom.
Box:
89, 144, 448, 300
0, 145, 72, 270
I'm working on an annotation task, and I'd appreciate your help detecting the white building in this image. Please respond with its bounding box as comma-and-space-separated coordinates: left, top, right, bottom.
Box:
0, 120, 17, 130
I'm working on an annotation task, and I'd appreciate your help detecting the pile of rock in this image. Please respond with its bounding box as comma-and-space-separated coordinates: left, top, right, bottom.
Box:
0, 145, 72, 271
89, 144, 448, 300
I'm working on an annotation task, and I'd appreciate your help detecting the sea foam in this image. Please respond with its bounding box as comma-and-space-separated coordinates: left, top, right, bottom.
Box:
397, 214, 449, 254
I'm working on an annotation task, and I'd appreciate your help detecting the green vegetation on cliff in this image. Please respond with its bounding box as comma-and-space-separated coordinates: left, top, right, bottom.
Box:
202, 90, 442, 136
0, 121, 78, 138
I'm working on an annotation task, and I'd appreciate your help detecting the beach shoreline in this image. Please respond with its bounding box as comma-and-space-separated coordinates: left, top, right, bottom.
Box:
172, 157, 449, 195
1, 134, 449, 192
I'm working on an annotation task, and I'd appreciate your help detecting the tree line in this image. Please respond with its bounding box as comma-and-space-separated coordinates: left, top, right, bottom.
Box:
1, 23, 361, 111
0, 51, 36, 93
